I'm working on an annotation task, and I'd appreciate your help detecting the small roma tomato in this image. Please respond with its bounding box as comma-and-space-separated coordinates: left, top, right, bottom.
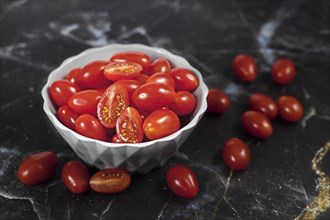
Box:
97, 84, 130, 128
166, 165, 199, 199
66, 68, 82, 86
272, 58, 296, 85
149, 57, 171, 75
75, 114, 106, 141
68, 90, 102, 116
146, 72, 175, 88
104, 61, 143, 81
169, 91, 196, 116
110, 51, 151, 73
206, 89, 231, 114
232, 54, 257, 82
57, 105, 80, 130
132, 83, 176, 111
116, 107, 143, 143
277, 95, 304, 122
79, 60, 111, 88
17, 151, 58, 185
113, 80, 142, 97
49, 79, 81, 107
143, 109, 180, 140
222, 138, 250, 170
61, 161, 90, 194
169, 68, 199, 91
242, 111, 273, 139
249, 93, 278, 119
112, 134, 124, 143
89, 169, 131, 194
134, 73, 149, 84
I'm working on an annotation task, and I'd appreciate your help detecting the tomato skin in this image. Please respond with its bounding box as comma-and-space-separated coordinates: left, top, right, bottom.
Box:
169, 68, 199, 91
75, 114, 107, 141
79, 61, 111, 88
134, 73, 149, 84
206, 89, 231, 114
277, 96, 304, 122
61, 161, 90, 194
249, 93, 278, 119
97, 84, 130, 128
66, 68, 82, 86
68, 90, 102, 116
114, 80, 142, 97
143, 109, 180, 140
110, 51, 151, 73
149, 57, 171, 75
57, 105, 80, 130
169, 91, 196, 116
222, 138, 250, 170
49, 80, 81, 107
242, 111, 273, 139
272, 58, 296, 85
17, 151, 58, 185
89, 169, 131, 194
132, 83, 176, 111
146, 72, 175, 88
166, 165, 199, 199
232, 54, 257, 82
104, 61, 143, 81
116, 107, 143, 143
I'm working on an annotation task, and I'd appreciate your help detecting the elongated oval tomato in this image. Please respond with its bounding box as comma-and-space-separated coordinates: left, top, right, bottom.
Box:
66, 68, 82, 86
249, 93, 278, 119
104, 61, 142, 81
242, 111, 273, 139
132, 83, 176, 111
17, 151, 58, 185
146, 72, 175, 88
75, 114, 107, 141
57, 105, 80, 130
222, 138, 250, 170
232, 54, 257, 82
169, 68, 199, 91
68, 90, 102, 116
89, 169, 131, 193
97, 84, 130, 128
134, 73, 149, 84
277, 95, 303, 122
49, 79, 81, 107
112, 134, 124, 143
79, 60, 111, 88
272, 58, 296, 85
169, 91, 196, 116
116, 107, 143, 143
206, 89, 231, 114
113, 80, 142, 97
149, 57, 171, 75
110, 51, 151, 73
143, 109, 180, 140
61, 161, 90, 194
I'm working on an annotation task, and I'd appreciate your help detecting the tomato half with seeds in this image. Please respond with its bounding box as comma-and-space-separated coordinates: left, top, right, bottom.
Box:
68, 90, 102, 116
116, 107, 143, 143
112, 134, 124, 143
75, 114, 107, 141
169, 68, 199, 91
57, 105, 80, 130
97, 84, 130, 128
79, 60, 111, 88
110, 51, 151, 73
104, 61, 142, 81
149, 57, 171, 75
49, 79, 81, 107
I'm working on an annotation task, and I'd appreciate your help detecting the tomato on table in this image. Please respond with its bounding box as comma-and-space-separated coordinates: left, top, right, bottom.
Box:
249, 93, 278, 119
104, 61, 142, 81
68, 90, 102, 116
169, 91, 196, 116
79, 60, 111, 88
242, 111, 273, 139
149, 57, 171, 75
110, 51, 151, 73
146, 72, 175, 88
277, 95, 304, 122
57, 105, 80, 130
222, 138, 250, 170
169, 68, 199, 91
49, 79, 81, 107
206, 89, 231, 114
61, 161, 90, 194
272, 58, 296, 85
232, 54, 257, 82
75, 114, 107, 141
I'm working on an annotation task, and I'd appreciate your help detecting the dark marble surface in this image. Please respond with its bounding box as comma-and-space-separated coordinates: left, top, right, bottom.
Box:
1, 0, 330, 219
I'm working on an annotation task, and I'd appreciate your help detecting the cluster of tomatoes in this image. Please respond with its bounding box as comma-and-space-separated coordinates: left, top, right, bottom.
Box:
49, 51, 199, 143
207, 54, 304, 170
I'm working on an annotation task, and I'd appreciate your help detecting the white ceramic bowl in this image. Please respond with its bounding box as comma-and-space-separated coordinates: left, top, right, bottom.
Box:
41, 44, 208, 173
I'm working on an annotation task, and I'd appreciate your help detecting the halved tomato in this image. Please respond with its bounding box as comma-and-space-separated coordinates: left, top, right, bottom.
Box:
109, 51, 151, 73
104, 61, 142, 81
97, 84, 130, 128
116, 107, 143, 143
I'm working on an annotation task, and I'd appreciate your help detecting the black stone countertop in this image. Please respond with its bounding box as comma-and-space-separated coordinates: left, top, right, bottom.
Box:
1, 0, 329, 219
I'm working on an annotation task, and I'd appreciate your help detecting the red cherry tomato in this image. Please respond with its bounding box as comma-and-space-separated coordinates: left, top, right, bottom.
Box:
110, 51, 151, 73
169, 91, 196, 116
17, 151, 58, 185
89, 169, 131, 193
249, 93, 278, 119
242, 111, 273, 139
97, 84, 130, 128
104, 61, 143, 81
113, 80, 142, 97
68, 90, 102, 116
277, 95, 304, 122
75, 114, 107, 141
166, 165, 199, 199
49, 80, 81, 107
272, 58, 296, 85
134, 73, 149, 84
66, 68, 82, 86
232, 54, 257, 82
61, 161, 90, 194
149, 57, 171, 75
132, 83, 176, 111
79, 60, 111, 88
116, 107, 144, 143
57, 105, 80, 130
206, 89, 231, 114
169, 68, 199, 91
143, 109, 180, 140
112, 134, 124, 143
222, 138, 250, 170
146, 72, 175, 88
